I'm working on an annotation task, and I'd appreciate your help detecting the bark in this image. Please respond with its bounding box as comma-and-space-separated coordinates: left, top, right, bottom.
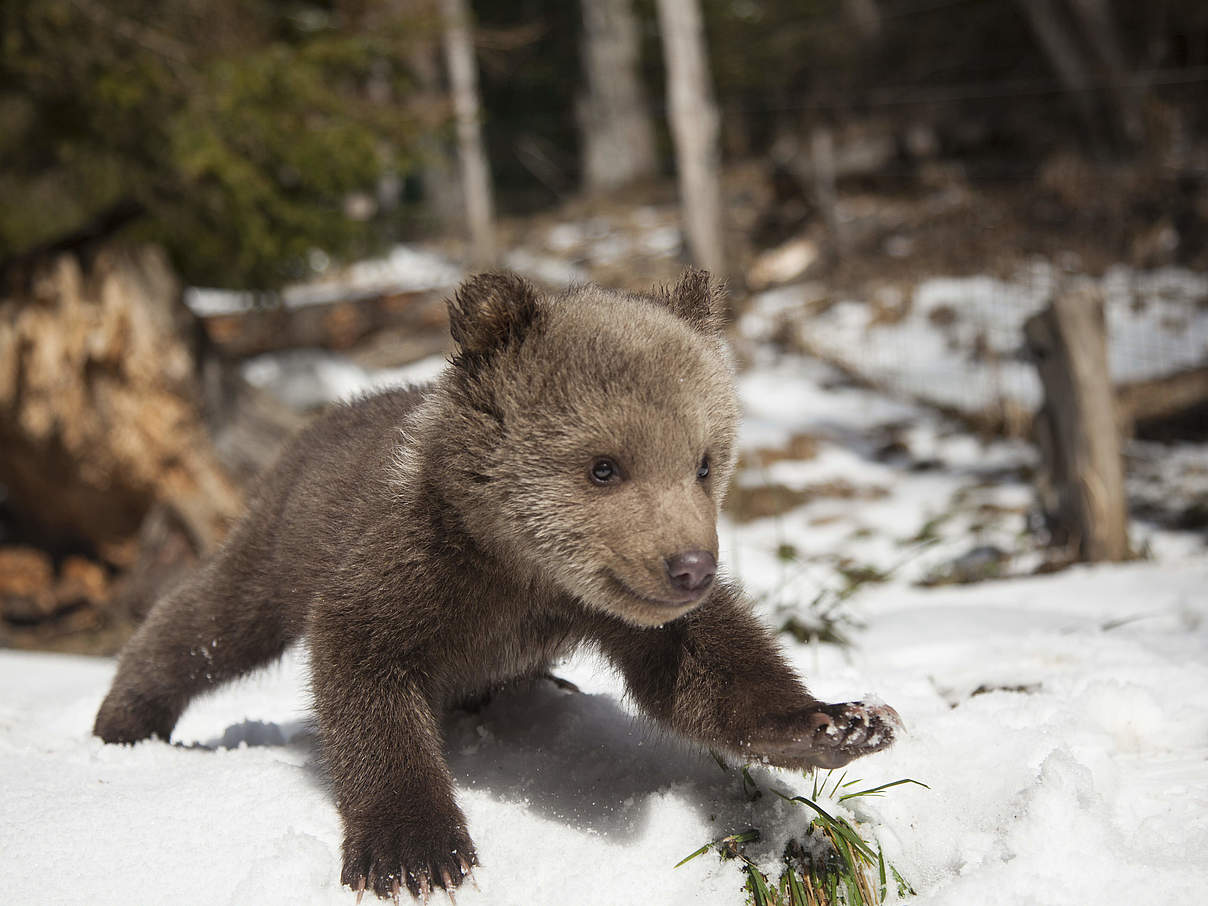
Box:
440, 0, 496, 267
1015, 0, 1105, 146
1025, 282, 1129, 562
0, 244, 243, 566
655, 0, 727, 276
577, 0, 659, 192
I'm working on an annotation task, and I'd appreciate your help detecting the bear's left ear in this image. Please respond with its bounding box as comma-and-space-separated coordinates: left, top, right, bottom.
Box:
659, 269, 726, 334
447, 272, 541, 358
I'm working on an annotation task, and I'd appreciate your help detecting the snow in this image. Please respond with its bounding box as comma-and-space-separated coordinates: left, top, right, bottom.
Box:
184, 245, 462, 318
744, 261, 1208, 418
4, 336, 1208, 904
241, 351, 448, 411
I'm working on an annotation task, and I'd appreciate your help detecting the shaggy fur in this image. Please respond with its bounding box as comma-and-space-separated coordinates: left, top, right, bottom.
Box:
94, 271, 899, 900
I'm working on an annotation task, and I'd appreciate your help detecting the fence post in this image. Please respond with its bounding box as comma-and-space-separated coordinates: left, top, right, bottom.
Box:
1024, 282, 1129, 562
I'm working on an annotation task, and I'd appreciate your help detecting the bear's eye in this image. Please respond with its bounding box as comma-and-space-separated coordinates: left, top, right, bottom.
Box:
589, 458, 622, 485
697, 456, 710, 480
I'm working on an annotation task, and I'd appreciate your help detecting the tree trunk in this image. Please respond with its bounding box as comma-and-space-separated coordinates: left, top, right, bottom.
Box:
1025, 282, 1130, 562
655, 0, 727, 276
440, 0, 496, 268
0, 245, 244, 566
409, 36, 465, 231
810, 126, 845, 257
1015, 0, 1106, 148
578, 0, 659, 193
1066, 0, 1141, 145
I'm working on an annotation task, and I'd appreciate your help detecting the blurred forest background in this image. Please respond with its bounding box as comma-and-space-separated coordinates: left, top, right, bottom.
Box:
1, 0, 1206, 653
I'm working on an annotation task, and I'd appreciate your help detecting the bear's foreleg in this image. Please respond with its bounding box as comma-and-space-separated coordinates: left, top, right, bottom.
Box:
596, 579, 899, 770
311, 648, 476, 900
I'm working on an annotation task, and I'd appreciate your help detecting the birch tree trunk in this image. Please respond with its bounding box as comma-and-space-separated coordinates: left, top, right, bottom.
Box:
440, 0, 496, 267
655, 0, 726, 276
578, 0, 659, 193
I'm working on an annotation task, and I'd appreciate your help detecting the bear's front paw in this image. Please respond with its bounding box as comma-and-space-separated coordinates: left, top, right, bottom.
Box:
341, 817, 477, 901
93, 689, 179, 745
747, 700, 902, 770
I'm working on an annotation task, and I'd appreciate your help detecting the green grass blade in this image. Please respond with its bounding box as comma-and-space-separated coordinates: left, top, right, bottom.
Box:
746, 864, 775, 906
891, 864, 915, 897
829, 830, 866, 905
776, 793, 879, 863
678, 828, 762, 868
831, 770, 849, 797
838, 778, 930, 802
830, 815, 879, 863
743, 765, 762, 801
786, 865, 808, 906
675, 843, 712, 868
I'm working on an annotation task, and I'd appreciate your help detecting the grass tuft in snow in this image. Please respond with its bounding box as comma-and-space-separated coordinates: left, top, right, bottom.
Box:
679, 771, 926, 906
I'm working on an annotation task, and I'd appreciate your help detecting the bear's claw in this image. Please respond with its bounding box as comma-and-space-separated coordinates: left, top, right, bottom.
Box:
341, 820, 476, 902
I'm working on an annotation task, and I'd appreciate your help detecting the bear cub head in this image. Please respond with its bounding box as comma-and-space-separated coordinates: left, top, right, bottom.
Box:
432, 270, 739, 628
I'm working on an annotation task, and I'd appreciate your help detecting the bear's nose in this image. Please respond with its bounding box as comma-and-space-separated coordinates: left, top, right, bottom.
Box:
666, 550, 716, 594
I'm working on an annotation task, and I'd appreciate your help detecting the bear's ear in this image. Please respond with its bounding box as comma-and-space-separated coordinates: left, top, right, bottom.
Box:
447, 272, 540, 358
659, 269, 726, 333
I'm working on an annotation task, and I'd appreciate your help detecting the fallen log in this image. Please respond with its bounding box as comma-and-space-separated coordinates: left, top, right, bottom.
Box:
1116, 365, 1208, 439
195, 287, 450, 360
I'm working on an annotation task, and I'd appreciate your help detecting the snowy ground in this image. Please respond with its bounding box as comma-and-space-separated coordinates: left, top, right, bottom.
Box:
744, 262, 1208, 418
4, 295, 1208, 904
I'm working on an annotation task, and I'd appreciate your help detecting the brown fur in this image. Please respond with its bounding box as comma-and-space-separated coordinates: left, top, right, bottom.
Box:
94, 271, 898, 899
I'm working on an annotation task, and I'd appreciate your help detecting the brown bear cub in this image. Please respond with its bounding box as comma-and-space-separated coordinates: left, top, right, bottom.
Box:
95, 271, 899, 900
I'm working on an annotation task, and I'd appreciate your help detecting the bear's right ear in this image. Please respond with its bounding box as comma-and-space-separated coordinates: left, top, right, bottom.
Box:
447, 272, 540, 358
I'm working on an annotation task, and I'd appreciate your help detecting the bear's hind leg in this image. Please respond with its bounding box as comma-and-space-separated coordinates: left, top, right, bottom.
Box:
94, 554, 300, 744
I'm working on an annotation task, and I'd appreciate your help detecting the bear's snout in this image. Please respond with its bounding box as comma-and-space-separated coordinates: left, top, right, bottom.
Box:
665, 550, 716, 595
